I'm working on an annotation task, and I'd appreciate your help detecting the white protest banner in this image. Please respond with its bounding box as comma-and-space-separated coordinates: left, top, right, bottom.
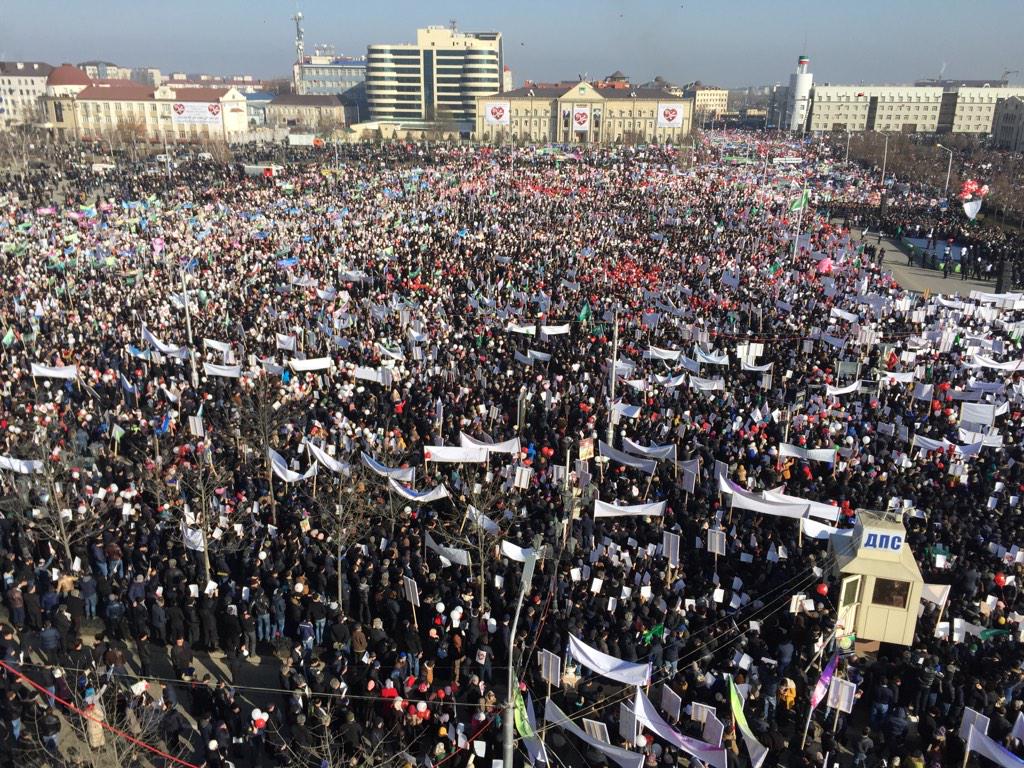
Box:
0, 456, 44, 474
568, 634, 651, 686
423, 445, 488, 464
599, 441, 657, 474
826, 381, 861, 397
141, 326, 189, 359
203, 338, 232, 354
501, 540, 535, 563
387, 478, 449, 504
800, 518, 853, 541
268, 448, 317, 483
459, 432, 521, 455
594, 499, 667, 518
30, 363, 78, 379
966, 724, 1023, 768
778, 443, 836, 463
544, 698, 644, 768
463, 506, 500, 537
303, 440, 349, 475
622, 437, 676, 461
424, 532, 472, 568
289, 357, 333, 372
203, 362, 241, 378
645, 345, 681, 361
725, 481, 809, 519
761, 490, 840, 523
634, 689, 727, 768
689, 375, 726, 391
540, 324, 570, 336
361, 453, 416, 484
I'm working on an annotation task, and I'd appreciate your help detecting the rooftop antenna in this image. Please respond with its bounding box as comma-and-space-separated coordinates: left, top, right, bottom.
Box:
449, 18, 457, 33
292, 7, 305, 64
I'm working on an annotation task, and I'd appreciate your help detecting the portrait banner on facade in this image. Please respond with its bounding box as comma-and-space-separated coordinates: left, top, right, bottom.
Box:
483, 101, 511, 126
171, 102, 223, 125
657, 102, 686, 128
573, 104, 591, 132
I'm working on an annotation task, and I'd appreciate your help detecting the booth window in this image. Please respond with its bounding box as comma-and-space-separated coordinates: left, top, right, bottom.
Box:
871, 578, 910, 609
840, 578, 861, 608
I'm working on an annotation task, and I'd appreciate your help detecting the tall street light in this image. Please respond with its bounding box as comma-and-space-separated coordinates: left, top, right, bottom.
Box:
936, 143, 953, 199
879, 131, 890, 188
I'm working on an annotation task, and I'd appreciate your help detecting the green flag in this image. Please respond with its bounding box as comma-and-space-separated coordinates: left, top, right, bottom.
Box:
513, 688, 534, 740
112, 425, 126, 442
729, 674, 768, 767
980, 628, 1010, 641
1, 329, 14, 348
789, 190, 810, 212
642, 624, 666, 645
578, 301, 592, 323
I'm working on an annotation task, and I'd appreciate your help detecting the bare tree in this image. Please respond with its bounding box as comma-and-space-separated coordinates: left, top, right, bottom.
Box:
3, 441, 105, 566
306, 460, 379, 603
236, 374, 299, 526
59, 683, 166, 768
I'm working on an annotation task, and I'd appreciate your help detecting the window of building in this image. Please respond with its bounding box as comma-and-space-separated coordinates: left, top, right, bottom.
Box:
871, 578, 910, 609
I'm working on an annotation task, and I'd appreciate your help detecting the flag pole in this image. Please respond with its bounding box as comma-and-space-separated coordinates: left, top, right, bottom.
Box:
791, 179, 808, 260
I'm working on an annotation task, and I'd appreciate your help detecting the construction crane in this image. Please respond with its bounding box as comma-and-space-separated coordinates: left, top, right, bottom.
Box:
1002, 69, 1020, 83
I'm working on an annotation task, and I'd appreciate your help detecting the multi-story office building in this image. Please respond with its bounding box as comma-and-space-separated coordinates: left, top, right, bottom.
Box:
293, 54, 366, 96
808, 85, 944, 133
0, 61, 53, 128
367, 26, 502, 131
79, 61, 133, 80
993, 96, 1024, 151
685, 85, 729, 119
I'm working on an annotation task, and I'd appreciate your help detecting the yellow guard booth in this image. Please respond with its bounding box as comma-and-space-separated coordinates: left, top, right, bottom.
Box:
829, 512, 923, 646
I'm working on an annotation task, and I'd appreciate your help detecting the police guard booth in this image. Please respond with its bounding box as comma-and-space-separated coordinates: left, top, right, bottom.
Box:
829, 511, 923, 646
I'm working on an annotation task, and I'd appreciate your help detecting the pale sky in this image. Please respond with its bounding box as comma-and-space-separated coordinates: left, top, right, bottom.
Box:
4, 0, 1022, 88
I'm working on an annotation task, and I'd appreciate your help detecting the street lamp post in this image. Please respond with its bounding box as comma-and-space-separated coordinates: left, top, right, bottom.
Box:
845, 131, 852, 165
502, 547, 539, 768
879, 132, 890, 188
937, 143, 953, 199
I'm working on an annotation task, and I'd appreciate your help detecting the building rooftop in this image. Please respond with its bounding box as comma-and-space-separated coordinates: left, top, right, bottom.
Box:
0, 61, 54, 76
73, 84, 235, 102
47, 64, 92, 87
269, 93, 350, 107
504, 82, 678, 100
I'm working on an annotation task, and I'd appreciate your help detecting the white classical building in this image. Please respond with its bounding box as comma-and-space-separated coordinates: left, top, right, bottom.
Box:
0, 61, 54, 129
43, 65, 248, 144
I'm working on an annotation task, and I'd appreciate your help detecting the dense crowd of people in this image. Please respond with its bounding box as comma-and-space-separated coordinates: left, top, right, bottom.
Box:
0, 132, 1023, 768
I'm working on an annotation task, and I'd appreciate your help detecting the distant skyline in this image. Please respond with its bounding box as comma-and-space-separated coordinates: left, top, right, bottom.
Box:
4, 0, 1022, 88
